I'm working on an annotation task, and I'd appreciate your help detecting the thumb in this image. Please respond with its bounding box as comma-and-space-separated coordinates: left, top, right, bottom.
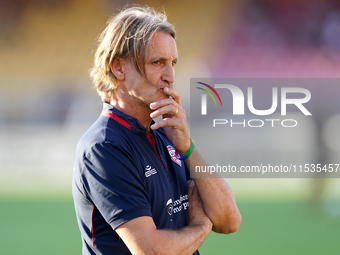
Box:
187, 180, 195, 197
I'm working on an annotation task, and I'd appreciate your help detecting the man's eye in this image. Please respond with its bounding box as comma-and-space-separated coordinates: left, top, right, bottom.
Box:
153, 61, 160, 65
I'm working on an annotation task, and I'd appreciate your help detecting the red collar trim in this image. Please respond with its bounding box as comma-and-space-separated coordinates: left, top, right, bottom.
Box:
146, 133, 162, 161
101, 110, 132, 130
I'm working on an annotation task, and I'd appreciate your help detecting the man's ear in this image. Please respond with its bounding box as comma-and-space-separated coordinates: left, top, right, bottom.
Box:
110, 58, 125, 81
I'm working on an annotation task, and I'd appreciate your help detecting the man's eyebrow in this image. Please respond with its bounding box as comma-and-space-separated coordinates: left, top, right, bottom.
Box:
149, 56, 179, 62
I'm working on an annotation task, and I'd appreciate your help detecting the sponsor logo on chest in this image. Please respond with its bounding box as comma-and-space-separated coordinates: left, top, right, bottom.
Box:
166, 194, 189, 216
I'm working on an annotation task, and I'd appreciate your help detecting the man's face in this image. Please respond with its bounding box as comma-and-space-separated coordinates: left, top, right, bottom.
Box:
122, 31, 178, 109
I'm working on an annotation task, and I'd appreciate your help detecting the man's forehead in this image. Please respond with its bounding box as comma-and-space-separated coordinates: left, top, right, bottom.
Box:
147, 32, 178, 60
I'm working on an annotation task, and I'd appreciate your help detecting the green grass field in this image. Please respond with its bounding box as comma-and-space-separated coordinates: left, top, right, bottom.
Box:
0, 198, 339, 254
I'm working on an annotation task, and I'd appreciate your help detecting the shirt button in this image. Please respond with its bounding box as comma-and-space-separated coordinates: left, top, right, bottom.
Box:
149, 135, 153, 139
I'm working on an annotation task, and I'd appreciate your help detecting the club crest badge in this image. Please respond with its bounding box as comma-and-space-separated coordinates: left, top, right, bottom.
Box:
166, 145, 181, 166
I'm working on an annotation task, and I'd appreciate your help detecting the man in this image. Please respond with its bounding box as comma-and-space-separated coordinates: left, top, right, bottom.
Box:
72, 6, 241, 255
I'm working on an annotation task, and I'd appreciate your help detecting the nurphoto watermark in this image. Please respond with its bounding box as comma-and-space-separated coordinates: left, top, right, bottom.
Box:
190, 78, 340, 178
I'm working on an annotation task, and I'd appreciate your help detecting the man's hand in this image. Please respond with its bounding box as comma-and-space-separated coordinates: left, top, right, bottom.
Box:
149, 87, 191, 155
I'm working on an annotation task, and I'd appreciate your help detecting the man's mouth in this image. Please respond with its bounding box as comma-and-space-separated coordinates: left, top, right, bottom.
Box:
160, 88, 171, 98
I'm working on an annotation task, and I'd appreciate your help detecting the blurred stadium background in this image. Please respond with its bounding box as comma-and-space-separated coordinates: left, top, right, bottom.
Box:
0, 0, 339, 254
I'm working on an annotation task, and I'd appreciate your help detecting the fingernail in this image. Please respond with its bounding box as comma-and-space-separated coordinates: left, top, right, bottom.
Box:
150, 103, 156, 109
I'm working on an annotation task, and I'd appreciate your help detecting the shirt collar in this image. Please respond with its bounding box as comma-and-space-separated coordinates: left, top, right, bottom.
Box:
103, 103, 154, 133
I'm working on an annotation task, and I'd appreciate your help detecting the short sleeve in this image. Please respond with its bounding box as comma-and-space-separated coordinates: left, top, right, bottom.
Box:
79, 141, 152, 230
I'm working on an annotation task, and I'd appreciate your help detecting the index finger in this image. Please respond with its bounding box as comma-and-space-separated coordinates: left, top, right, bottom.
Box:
163, 87, 181, 105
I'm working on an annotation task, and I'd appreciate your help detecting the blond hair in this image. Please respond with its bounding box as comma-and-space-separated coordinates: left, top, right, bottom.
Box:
90, 6, 176, 102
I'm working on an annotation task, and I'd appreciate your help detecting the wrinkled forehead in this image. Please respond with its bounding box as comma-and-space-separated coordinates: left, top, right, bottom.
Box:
146, 31, 178, 61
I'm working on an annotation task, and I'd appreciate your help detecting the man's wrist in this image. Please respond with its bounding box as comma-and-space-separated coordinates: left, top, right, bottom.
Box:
177, 139, 191, 156
177, 138, 195, 160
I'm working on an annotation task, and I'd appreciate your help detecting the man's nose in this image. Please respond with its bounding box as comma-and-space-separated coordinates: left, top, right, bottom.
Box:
161, 64, 175, 85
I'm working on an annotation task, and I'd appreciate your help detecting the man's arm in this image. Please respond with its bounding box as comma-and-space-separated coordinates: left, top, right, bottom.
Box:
116, 180, 212, 255
150, 87, 242, 234
184, 149, 242, 233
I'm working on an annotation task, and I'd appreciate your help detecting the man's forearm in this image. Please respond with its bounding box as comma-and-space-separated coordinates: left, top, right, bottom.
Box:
155, 222, 211, 255
116, 216, 211, 255
184, 149, 242, 234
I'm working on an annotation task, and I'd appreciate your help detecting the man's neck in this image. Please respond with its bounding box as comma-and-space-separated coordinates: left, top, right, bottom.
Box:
109, 98, 153, 133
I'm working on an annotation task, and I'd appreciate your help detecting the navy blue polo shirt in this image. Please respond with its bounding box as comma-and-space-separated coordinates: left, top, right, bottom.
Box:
72, 103, 199, 255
